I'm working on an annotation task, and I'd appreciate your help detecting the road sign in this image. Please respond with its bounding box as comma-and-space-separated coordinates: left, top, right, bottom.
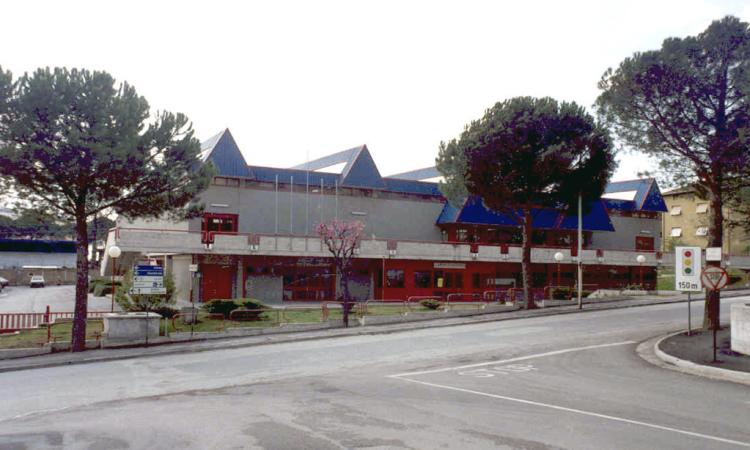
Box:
133, 281, 164, 288
135, 265, 164, 277
133, 276, 163, 283
675, 246, 701, 292
706, 247, 722, 261
701, 266, 729, 291
129, 287, 167, 295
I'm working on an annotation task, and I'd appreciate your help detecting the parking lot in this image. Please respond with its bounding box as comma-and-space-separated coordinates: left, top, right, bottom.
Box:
0, 285, 116, 313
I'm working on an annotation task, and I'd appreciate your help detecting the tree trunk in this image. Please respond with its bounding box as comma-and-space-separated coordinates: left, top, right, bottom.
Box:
521, 209, 536, 309
703, 183, 723, 331
71, 209, 90, 352
339, 263, 351, 328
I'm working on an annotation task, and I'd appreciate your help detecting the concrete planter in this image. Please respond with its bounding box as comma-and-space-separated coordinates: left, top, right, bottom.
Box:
730, 303, 750, 356
103, 312, 162, 342
180, 306, 199, 324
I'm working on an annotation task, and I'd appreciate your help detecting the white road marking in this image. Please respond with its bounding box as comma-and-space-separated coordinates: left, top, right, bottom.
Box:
389, 340, 636, 378
392, 376, 750, 448
458, 363, 537, 378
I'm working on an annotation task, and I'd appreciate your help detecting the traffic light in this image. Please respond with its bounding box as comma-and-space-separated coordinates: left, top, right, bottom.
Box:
681, 249, 693, 275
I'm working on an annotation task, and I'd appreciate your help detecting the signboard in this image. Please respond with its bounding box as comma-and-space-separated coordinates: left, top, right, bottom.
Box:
675, 246, 701, 292
189, 264, 199, 272
133, 281, 164, 288
132, 264, 164, 295
129, 287, 167, 295
706, 247, 722, 262
135, 265, 164, 277
434, 262, 466, 269
701, 266, 729, 291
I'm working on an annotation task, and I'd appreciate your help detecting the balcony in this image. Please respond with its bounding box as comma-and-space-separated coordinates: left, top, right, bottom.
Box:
98, 227, 712, 276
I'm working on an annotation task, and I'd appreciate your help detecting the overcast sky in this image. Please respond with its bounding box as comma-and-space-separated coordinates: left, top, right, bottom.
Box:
3, 0, 750, 181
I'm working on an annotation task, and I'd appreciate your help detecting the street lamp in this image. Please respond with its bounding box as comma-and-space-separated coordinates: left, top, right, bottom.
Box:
107, 245, 121, 312
636, 254, 646, 289
553, 252, 564, 288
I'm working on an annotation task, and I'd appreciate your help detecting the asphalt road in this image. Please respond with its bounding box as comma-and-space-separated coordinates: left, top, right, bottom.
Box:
0, 285, 117, 313
0, 297, 748, 449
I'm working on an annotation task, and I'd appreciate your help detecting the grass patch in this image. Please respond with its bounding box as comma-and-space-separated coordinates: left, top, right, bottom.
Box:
0, 321, 104, 349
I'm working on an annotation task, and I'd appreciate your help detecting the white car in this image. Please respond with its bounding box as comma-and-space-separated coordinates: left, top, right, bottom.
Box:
0, 276, 8, 288
29, 275, 45, 288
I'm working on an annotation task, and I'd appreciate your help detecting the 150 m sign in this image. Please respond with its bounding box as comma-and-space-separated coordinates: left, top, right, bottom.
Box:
675, 246, 701, 292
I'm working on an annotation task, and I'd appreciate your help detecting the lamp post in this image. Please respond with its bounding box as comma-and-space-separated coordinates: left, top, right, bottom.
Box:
553, 252, 564, 288
107, 245, 121, 312
636, 254, 646, 289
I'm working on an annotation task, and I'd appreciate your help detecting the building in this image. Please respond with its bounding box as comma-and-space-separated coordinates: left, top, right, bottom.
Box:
0, 239, 77, 285
662, 186, 750, 255
102, 129, 669, 304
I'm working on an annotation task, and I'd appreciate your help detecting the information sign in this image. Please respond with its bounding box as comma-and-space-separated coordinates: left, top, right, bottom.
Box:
675, 246, 701, 292
705, 247, 722, 262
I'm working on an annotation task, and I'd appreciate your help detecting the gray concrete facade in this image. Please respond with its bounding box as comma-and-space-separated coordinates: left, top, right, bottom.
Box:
193, 182, 445, 242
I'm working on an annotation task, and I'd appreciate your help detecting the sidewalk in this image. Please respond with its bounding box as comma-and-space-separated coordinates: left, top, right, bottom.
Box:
652, 328, 750, 386
2, 289, 749, 373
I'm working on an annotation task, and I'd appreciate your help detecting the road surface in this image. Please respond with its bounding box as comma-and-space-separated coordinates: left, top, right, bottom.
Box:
0, 297, 748, 449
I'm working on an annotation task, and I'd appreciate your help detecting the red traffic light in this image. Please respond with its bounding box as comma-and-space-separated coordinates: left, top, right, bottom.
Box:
684, 250, 692, 257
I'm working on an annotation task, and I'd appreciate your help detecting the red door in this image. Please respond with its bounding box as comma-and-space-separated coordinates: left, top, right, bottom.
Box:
202, 264, 234, 301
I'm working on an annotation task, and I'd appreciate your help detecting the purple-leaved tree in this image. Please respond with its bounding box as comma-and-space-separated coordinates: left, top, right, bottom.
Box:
316, 219, 364, 327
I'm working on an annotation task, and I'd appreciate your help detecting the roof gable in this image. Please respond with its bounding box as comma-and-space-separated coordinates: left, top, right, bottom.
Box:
604, 178, 667, 213
201, 129, 252, 178
340, 146, 386, 189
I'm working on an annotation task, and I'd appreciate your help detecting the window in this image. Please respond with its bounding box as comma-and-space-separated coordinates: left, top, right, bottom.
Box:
434, 271, 445, 288
386, 269, 405, 288
456, 228, 468, 242
696, 203, 708, 214
202, 213, 238, 233
670, 206, 682, 216
695, 226, 708, 236
472, 273, 481, 289
635, 236, 655, 251
414, 271, 432, 288
670, 227, 682, 237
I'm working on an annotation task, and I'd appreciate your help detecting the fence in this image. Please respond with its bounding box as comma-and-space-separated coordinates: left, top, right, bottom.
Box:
0, 306, 109, 332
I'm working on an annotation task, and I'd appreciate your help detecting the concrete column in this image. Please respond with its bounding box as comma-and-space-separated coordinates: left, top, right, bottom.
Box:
236, 258, 244, 299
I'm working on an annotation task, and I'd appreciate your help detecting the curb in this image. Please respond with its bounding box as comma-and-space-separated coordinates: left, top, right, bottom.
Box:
651, 331, 750, 386
1, 291, 749, 373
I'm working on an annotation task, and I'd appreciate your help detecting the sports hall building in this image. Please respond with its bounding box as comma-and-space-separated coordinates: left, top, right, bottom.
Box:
102, 129, 669, 304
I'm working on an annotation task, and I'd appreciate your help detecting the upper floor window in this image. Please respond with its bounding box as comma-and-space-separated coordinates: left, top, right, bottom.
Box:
670, 206, 682, 216
696, 203, 708, 214
695, 226, 708, 236
202, 213, 238, 233
670, 227, 682, 237
456, 228, 468, 242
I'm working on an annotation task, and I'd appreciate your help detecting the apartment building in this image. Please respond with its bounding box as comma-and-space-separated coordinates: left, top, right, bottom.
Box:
662, 187, 750, 255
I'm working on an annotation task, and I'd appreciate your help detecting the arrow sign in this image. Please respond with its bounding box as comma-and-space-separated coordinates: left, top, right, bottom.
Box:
129, 287, 167, 295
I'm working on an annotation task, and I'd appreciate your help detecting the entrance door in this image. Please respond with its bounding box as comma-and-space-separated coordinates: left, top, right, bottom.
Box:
202, 264, 234, 300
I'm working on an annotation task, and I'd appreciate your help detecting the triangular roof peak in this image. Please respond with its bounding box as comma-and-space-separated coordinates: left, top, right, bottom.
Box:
289, 145, 385, 189
200, 129, 252, 178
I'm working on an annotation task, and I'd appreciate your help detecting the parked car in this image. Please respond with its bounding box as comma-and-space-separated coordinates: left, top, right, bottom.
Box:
0, 276, 8, 288
29, 275, 45, 288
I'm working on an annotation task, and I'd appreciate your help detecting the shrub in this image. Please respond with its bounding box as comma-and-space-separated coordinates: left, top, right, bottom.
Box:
551, 288, 571, 300
202, 299, 240, 318
420, 299, 442, 310
239, 298, 267, 310
151, 305, 179, 319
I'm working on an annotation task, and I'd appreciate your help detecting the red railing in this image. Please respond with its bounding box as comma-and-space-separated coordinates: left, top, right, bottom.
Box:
0, 307, 109, 332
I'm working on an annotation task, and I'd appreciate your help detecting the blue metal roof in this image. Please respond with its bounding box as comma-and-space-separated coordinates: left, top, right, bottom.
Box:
387, 166, 440, 181
201, 129, 253, 178
604, 178, 667, 212
438, 196, 615, 232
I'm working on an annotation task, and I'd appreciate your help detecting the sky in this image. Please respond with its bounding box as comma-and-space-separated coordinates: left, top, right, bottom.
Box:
2, 0, 750, 182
